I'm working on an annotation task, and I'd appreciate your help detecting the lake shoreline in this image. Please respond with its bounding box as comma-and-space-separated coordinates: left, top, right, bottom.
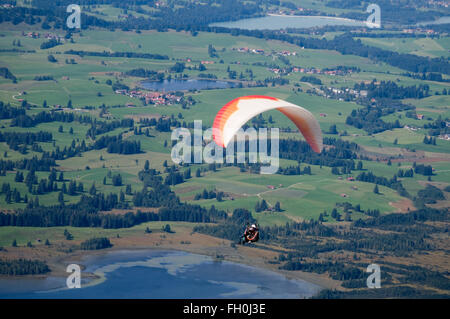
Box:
1, 241, 342, 296
139, 78, 238, 92
50, 244, 339, 293
266, 13, 359, 23
0, 227, 344, 296
1, 248, 324, 298
210, 14, 365, 29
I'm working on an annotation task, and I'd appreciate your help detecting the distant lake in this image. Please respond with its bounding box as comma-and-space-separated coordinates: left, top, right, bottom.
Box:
0, 250, 322, 299
417, 16, 450, 26
210, 14, 365, 30
140, 79, 238, 91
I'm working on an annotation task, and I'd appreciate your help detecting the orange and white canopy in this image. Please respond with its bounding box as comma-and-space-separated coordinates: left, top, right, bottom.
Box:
212, 95, 323, 153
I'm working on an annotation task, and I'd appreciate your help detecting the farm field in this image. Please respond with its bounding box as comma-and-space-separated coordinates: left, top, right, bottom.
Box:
0, 26, 448, 226
358, 36, 450, 58
173, 165, 409, 226
0, 221, 199, 247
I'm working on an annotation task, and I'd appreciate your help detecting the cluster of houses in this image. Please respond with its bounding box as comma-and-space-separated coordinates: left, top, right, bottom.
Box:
21, 31, 64, 41
233, 47, 298, 57
439, 122, 450, 141
404, 125, 420, 132
114, 89, 182, 105
276, 50, 297, 57
336, 177, 358, 198
315, 86, 368, 101
267, 7, 312, 16
416, 114, 425, 120
402, 28, 438, 35
405, 121, 449, 141
21, 31, 40, 39
183, 58, 215, 65
269, 66, 355, 77
329, 87, 368, 98
233, 47, 265, 55
266, 184, 283, 190
427, 0, 448, 8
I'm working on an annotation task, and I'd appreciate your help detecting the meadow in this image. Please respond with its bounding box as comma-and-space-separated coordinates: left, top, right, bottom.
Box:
0, 221, 198, 247
0, 24, 448, 228
358, 36, 450, 59
173, 165, 407, 226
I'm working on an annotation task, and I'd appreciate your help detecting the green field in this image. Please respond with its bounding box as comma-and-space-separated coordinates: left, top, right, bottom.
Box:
0, 221, 197, 247
0, 23, 448, 228
173, 165, 406, 226
358, 37, 450, 58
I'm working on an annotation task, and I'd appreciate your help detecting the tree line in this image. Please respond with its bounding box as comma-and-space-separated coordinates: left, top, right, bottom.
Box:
80, 237, 112, 250
93, 135, 141, 155
0, 131, 53, 154
354, 80, 430, 100
345, 98, 412, 134
278, 137, 360, 170
0, 258, 50, 275
64, 49, 169, 60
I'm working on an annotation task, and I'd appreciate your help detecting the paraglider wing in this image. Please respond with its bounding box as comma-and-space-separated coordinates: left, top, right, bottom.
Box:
212, 95, 323, 153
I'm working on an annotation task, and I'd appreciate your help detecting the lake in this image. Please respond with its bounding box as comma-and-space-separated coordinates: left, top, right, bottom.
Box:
0, 250, 322, 299
417, 16, 450, 26
140, 79, 238, 91
209, 14, 365, 30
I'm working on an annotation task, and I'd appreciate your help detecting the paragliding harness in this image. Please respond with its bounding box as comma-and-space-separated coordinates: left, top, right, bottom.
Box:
239, 224, 259, 245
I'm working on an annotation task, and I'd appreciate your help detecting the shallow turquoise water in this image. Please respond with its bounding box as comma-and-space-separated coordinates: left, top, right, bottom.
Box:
210, 15, 365, 30
0, 250, 322, 299
140, 79, 237, 91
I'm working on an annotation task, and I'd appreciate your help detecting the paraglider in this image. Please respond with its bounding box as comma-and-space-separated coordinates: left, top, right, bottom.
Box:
240, 224, 260, 245
212, 96, 323, 243
212, 95, 323, 153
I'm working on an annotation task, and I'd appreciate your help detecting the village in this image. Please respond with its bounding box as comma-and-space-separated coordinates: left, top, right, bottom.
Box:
268, 65, 357, 76
114, 89, 184, 106
21, 31, 65, 42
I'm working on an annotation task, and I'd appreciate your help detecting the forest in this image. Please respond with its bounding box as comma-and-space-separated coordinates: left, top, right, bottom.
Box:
80, 237, 113, 250
0, 258, 50, 275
